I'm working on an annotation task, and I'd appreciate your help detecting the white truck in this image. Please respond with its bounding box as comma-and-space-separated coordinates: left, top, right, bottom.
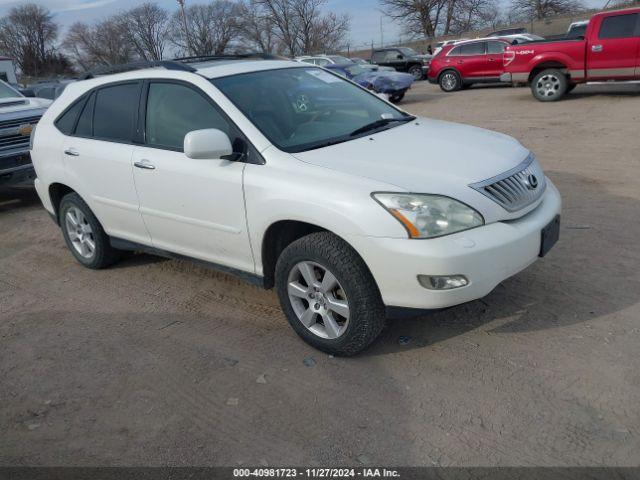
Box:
1, 80, 51, 186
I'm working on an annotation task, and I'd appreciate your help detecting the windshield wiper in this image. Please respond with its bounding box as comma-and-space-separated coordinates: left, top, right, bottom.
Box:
349, 115, 415, 137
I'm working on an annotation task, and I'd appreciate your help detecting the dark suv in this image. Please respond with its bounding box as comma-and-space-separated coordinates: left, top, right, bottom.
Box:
370, 47, 427, 80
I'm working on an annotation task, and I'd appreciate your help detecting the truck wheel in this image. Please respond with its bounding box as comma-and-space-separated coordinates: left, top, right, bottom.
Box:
408, 65, 423, 80
531, 69, 568, 101
275, 232, 385, 356
59, 192, 120, 269
439, 70, 462, 92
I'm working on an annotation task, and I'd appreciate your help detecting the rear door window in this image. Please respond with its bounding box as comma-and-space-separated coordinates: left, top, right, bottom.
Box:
460, 42, 486, 55
599, 13, 639, 39
487, 41, 506, 54
93, 82, 140, 143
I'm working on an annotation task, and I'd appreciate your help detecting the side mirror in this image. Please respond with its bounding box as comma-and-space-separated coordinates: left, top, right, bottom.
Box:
184, 129, 233, 160
21, 89, 36, 98
396, 54, 404, 59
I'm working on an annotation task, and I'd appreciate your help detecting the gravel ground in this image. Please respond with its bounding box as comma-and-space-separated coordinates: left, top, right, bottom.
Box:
1, 81, 639, 467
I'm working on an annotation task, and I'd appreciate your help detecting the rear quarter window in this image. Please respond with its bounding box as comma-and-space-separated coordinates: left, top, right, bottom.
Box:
54, 98, 85, 135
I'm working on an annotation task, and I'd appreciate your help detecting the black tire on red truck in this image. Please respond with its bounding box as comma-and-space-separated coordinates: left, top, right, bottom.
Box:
531, 69, 568, 102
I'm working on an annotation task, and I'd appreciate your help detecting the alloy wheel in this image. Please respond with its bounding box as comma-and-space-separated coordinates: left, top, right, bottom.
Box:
535, 74, 561, 98
64, 206, 96, 259
441, 73, 458, 91
287, 261, 350, 339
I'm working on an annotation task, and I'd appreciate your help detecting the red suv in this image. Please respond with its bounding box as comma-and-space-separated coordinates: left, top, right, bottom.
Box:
428, 39, 510, 92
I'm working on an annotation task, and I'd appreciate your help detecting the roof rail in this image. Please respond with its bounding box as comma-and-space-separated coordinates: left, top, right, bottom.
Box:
173, 53, 288, 63
81, 60, 197, 80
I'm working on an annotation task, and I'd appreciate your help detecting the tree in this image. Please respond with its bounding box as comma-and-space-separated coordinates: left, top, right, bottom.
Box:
238, 1, 280, 53
0, 3, 59, 76
509, 0, 584, 20
169, 1, 243, 56
63, 18, 135, 70
119, 3, 171, 61
254, 0, 350, 56
378, 0, 447, 38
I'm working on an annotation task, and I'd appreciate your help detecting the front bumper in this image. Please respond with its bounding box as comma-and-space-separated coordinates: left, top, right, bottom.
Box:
0, 153, 35, 186
349, 180, 561, 310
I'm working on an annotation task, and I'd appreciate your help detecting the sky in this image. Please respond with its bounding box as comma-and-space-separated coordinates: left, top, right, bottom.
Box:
0, 0, 604, 48
0, 0, 404, 48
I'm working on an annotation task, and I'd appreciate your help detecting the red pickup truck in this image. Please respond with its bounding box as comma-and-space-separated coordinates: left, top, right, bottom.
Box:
501, 7, 640, 101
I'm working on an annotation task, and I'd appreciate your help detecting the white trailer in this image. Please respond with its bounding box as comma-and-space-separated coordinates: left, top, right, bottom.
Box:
0, 57, 18, 85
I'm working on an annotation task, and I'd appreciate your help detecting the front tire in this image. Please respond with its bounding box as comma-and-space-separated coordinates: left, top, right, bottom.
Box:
439, 70, 462, 92
531, 68, 568, 102
275, 232, 385, 356
59, 192, 120, 269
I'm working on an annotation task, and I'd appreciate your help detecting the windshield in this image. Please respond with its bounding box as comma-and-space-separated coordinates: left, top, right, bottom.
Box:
328, 55, 353, 64
0, 81, 21, 99
212, 67, 410, 153
399, 47, 418, 57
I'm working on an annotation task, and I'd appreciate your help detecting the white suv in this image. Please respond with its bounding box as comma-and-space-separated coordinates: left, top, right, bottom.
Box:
31, 57, 561, 355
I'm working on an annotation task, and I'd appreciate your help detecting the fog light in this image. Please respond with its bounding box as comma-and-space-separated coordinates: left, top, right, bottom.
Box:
418, 274, 469, 290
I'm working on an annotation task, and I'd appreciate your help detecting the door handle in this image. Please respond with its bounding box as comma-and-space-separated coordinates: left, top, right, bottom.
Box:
134, 159, 156, 170
592, 44, 603, 53
64, 148, 79, 157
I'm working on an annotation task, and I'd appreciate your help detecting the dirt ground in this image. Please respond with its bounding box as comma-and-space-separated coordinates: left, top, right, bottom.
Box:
1, 81, 639, 467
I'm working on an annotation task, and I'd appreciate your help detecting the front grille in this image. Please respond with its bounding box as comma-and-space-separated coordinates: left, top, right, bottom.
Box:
469, 154, 546, 212
0, 115, 41, 153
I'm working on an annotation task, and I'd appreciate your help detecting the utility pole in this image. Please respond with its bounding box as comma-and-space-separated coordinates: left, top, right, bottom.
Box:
177, 0, 192, 55
380, 16, 384, 47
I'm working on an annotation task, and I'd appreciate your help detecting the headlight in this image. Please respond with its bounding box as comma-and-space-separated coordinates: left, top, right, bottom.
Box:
373, 193, 484, 239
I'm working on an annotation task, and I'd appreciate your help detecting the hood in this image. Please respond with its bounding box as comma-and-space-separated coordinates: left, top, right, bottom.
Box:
0, 96, 52, 115
292, 118, 531, 216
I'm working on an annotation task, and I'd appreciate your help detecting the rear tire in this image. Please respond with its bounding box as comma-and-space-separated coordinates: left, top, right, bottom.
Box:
408, 65, 423, 81
59, 192, 120, 269
439, 70, 462, 92
275, 232, 386, 356
389, 92, 405, 103
531, 68, 568, 102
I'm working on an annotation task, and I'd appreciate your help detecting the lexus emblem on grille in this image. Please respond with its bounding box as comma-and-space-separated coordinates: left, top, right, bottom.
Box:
525, 174, 538, 190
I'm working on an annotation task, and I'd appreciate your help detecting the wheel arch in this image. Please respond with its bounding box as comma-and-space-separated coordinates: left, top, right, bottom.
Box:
438, 67, 461, 83
48, 182, 77, 224
260, 219, 378, 291
528, 60, 569, 83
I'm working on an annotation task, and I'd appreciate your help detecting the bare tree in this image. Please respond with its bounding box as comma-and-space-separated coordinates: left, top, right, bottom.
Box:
119, 3, 171, 61
0, 3, 59, 76
63, 19, 135, 70
509, 0, 584, 20
448, 0, 499, 33
379, 0, 447, 39
255, 0, 350, 56
169, 1, 243, 56
238, 1, 280, 53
